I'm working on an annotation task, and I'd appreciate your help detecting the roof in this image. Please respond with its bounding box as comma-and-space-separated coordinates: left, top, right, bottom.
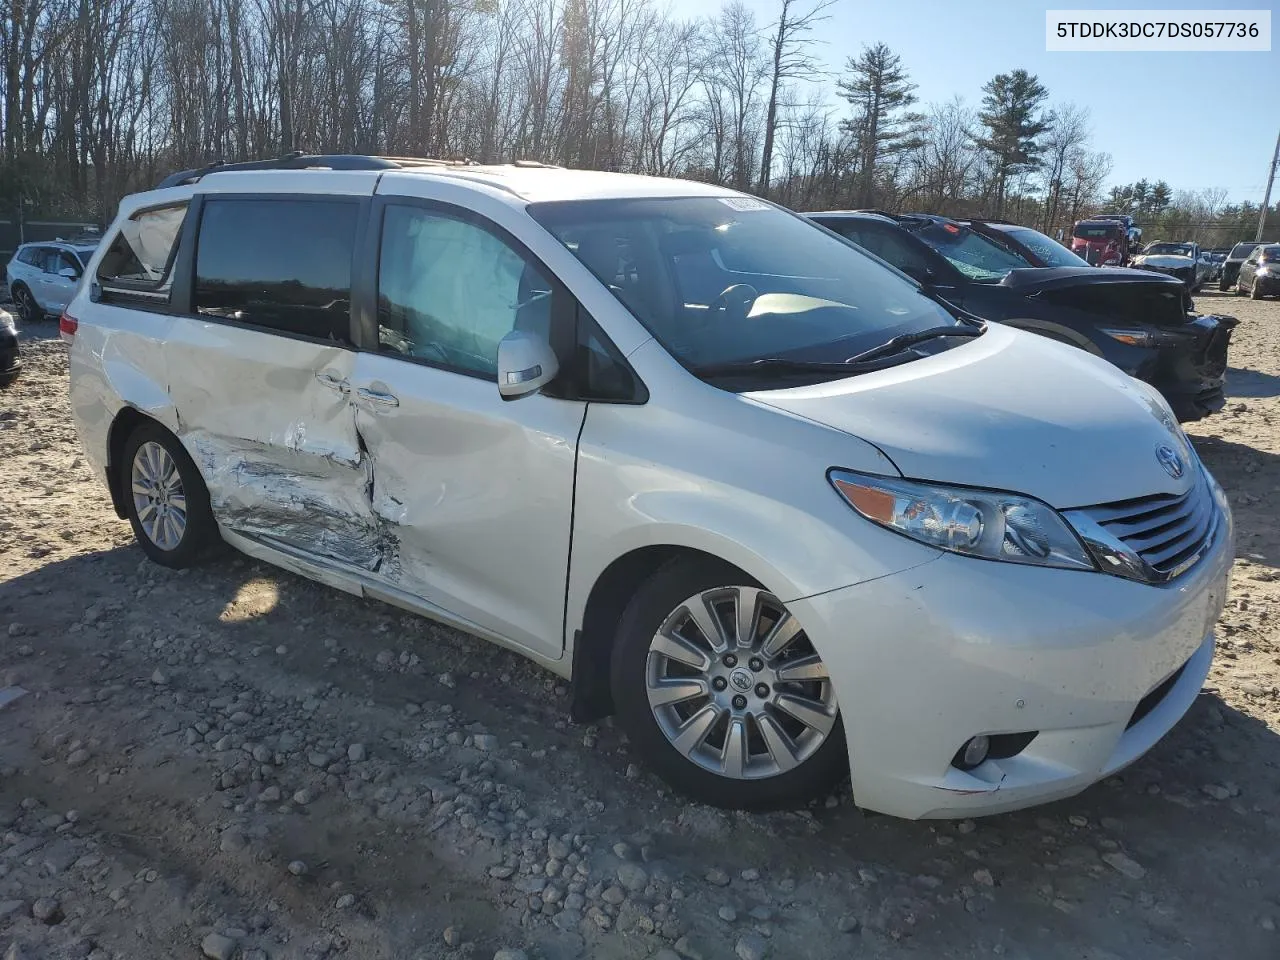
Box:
802, 210, 897, 224
391, 165, 740, 204
153, 153, 741, 206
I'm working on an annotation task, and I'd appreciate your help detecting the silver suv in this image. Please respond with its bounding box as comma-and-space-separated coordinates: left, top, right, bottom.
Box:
6, 238, 99, 321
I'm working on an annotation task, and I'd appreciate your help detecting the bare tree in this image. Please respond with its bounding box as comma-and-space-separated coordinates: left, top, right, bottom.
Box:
755, 0, 829, 197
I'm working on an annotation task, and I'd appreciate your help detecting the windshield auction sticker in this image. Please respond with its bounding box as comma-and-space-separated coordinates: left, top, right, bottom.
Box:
1046, 9, 1270, 50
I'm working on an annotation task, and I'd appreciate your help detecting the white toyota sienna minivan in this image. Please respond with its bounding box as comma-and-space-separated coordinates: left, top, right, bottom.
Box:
64, 155, 1233, 819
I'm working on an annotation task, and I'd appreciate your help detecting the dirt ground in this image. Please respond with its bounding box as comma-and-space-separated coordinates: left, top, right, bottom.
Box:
4, 291, 1280, 960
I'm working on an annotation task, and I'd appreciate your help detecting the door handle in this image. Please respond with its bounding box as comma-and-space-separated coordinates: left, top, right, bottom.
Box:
356, 387, 399, 407
315, 372, 350, 394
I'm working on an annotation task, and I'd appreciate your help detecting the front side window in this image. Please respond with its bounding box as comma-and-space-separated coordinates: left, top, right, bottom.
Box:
194, 198, 357, 341
97, 204, 188, 288
529, 197, 962, 373
377, 205, 552, 378
1260, 246, 1280, 263
909, 222, 1032, 282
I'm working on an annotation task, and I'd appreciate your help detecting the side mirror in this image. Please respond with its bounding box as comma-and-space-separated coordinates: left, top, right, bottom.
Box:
497, 330, 559, 401
58, 266, 78, 279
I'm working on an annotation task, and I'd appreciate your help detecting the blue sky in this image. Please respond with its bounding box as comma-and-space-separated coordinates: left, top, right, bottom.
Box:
680, 0, 1278, 203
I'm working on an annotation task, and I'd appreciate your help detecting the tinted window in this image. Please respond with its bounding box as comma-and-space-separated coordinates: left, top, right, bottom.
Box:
1230, 242, 1260, 259
529, 197, 960, 371
827, 220, 937, 279
377, 205, 552, 377
98, 205, 188, 287
1260, 246, 1280, 262
195, 199, 357, 342
1000, 227, 1088, 268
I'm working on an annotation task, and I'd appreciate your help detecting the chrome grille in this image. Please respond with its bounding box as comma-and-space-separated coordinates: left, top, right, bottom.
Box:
1066, 472, 1219, 583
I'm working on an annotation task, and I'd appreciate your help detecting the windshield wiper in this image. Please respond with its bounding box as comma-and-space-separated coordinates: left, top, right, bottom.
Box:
845, 322, 985, 364
690, 352, 929, 379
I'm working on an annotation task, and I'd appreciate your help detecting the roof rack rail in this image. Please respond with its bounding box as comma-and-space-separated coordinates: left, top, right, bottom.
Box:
155, 152, 441, 189
852, 208, 898, 218
966, 216, 1014, 224
157, 152, 398, 189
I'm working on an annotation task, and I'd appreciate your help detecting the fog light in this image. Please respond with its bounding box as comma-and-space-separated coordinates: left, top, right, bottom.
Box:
955, 735, 991, 771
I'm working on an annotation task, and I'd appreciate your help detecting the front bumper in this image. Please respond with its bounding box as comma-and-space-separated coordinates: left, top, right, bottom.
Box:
0, 336, 19, 388
1254, 275, 1280, 296
792, 506, 1232, 819
1146, 314, 1236, 422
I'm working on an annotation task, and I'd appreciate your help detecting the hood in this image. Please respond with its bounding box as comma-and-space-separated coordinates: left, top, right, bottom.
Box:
747, 324, 1196, 509
1133, 254, 1194, 268
996, 265, 1183, 293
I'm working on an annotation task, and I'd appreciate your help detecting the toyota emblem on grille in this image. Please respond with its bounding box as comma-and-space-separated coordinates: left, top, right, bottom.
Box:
1155, 444, 1184, 479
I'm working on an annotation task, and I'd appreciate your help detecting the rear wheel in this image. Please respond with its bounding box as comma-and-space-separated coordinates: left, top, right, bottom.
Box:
611, 557, 847, 810
120, 422, 219, 567
1251, 282, 1263, 300
11, 285, 39, 323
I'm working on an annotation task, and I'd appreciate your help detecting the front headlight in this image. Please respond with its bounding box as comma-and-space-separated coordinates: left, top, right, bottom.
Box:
1258, 265, 1277, 277
829, 470, 1096, 571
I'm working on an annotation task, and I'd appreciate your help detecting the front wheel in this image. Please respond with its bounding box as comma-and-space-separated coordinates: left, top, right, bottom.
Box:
611, 558, 847, 810
120, 422, 220, 567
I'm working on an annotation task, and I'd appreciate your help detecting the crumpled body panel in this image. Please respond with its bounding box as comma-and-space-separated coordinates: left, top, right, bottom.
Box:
187, 431, 387, 569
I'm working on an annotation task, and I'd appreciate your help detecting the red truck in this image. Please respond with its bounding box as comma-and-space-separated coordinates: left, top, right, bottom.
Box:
1070, 215, 1140, 266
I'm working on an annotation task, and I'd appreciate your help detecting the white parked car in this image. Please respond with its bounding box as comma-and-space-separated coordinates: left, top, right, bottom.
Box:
5, 239, 99, 322
65, 155, 1233, 819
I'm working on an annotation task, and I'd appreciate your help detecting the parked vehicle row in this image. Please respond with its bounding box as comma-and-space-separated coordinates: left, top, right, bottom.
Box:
806, 210, 1234, 422
62, 155, 1232, 820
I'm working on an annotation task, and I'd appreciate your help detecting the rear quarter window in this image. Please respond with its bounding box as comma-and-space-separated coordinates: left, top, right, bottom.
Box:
97, 204, 189, 299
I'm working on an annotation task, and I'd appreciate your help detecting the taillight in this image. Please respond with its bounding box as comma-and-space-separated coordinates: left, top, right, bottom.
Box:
59, 311, 78, 340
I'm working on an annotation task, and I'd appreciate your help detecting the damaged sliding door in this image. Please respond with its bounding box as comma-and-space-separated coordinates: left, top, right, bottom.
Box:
164, 194, 386, 569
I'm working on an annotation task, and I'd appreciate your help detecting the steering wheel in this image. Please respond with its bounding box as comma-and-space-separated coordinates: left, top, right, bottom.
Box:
709, 283, 759, 322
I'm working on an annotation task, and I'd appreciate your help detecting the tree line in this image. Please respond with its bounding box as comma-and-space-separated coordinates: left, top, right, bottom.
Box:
0, 0, 1259, 244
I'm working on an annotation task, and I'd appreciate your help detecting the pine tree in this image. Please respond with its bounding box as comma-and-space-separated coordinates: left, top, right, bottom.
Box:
837, 43, 920, 208
975, 69, 1050, 216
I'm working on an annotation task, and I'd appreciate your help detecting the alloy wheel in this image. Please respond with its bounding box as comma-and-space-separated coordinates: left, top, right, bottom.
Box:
645, 586, 837, 780
131, 441, 188, 550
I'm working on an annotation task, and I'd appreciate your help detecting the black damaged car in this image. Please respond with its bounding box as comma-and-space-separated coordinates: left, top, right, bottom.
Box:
0, 307, 19, 388
805, 211, 1236, 422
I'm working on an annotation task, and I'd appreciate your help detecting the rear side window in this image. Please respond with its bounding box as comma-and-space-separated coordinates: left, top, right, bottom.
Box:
194, 198, 357, 342
98, 205, 188, 291
16, 246, 43, 266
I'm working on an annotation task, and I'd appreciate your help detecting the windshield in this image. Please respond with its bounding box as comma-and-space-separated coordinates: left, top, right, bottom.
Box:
528, 196, 962, 372
1073, 224, 1122, 240
910, 222, 1033, 281
1145, 243, 1193, 257
1230, 242, 1261, 260
1002, 227, 1089, 267
1261, 246, 1280, 262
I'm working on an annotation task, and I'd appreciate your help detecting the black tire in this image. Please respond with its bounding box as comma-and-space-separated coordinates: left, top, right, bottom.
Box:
1218, 281, 1229, 292
11, 285, 39, 323
1250, 282, 1263, 300
610, 556, 848, 810
119, 421, 220, 568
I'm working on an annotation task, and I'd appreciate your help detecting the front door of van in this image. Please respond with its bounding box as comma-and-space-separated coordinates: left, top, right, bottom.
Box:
163, 194, 385, 569
348, 200, 585, 660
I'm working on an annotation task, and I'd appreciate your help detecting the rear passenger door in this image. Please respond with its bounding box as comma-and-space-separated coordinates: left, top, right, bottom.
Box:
163, 193, 385, 569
